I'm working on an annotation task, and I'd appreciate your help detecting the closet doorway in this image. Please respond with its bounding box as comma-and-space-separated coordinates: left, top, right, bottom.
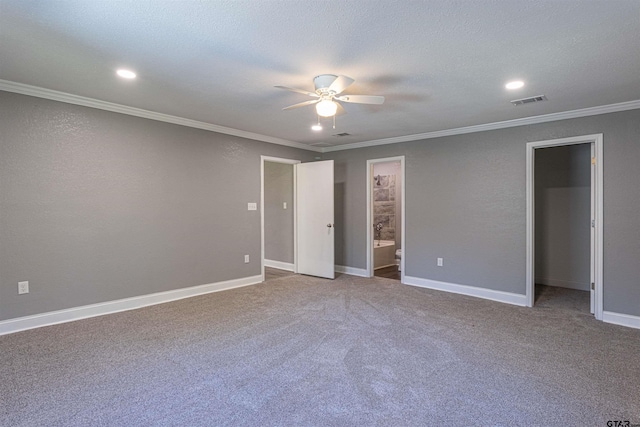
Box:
526, 134, 603, 320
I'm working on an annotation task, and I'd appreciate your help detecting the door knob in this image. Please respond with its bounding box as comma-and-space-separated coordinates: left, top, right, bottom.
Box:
327, 224, 333, 228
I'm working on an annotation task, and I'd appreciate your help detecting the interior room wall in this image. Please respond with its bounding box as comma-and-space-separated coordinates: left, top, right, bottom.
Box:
0, 91, 315, 321
325, 109, 640, 317
535, 144, 591, 291
264, 161, 294, 265
372, 162, 402, 249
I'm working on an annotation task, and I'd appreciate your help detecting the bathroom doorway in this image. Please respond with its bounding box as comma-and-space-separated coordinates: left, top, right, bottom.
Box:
366, 156, 405, 282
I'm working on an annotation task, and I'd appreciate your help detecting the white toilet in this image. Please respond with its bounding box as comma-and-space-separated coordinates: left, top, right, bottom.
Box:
395, 249, 402, 271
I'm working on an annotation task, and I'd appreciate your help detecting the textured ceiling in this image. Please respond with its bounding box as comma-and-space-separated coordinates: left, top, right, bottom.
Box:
1, 0, 639, 149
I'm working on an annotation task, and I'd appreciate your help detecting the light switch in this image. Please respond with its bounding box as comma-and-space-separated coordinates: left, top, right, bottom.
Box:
247, 202, 257, 211
283, 202, 287, 210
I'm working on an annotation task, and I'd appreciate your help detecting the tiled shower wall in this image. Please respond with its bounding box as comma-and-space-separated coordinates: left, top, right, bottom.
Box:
373, 174, 396, 241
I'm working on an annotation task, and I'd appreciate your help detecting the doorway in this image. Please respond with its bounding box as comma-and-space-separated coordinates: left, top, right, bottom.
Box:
526, 134, 603, 320
367, 156, 405, 282
261, 156, 300, 282
261, 156, 335, 282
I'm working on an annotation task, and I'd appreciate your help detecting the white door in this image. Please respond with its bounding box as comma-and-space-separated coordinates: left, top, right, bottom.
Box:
296, 160, 335, 279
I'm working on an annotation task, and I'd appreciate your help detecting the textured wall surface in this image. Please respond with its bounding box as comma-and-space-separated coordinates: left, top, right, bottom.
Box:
0, 92, 314, 321
264, 162, 294, 264
535, 145, 591, 291
2, 90, 639, 321
325, 109, 640, 316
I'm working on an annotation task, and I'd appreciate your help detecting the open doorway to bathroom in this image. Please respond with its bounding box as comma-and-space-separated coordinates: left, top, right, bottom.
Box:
367, 156, 405, 282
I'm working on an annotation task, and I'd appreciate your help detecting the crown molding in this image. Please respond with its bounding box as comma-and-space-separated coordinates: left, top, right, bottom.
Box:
321, 99, 640, 152
0, 80, 322, 153
3, 79, 638, 155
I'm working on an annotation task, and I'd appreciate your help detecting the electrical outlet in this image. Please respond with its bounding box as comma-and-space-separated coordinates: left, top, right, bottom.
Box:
283, 202, 287, 209
437, 258, 443, 267
244, 255, 250, 263
18, 281, 29, 294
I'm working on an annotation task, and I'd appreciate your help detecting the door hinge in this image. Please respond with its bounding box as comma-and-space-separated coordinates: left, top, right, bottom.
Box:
591, 156, 596, 165
591, 282, 595, 290
591, 219, 595, 228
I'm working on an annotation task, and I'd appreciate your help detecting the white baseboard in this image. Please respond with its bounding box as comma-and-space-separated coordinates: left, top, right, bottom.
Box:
335, 265, 369, 277
0, 275, 263, 336
264, 259, 295, 272
602, 311, 640, 330
404, 275, 528, 306
535, 277, 590, 291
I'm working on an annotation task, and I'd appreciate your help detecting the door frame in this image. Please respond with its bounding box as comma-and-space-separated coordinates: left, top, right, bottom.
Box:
525, 134, 603, 319
366, 156, 406, 282
260, 156, 301, 282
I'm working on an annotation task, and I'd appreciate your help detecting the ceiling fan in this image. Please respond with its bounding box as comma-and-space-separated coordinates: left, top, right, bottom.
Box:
275, 74, 385, 118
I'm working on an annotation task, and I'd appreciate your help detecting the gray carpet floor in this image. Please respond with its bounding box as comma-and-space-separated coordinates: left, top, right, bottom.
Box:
1, 274, 639, 426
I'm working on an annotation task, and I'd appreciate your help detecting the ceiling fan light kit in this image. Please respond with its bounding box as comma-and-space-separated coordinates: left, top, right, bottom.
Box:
276, 74, 385, 123
316, 99, 338, 117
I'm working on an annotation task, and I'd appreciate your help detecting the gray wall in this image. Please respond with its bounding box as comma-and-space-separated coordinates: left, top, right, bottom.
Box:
0, 92, 315, 321
535, 145, 591, 291
2, 89, 639, 322
325, 109, 640, 317
264, 162, 294, 264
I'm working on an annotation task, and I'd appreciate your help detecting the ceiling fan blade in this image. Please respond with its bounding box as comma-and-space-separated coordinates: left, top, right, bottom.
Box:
328, 75, 355, 94
282, 99, 320, 110
274, 85, 319, 98
335, 94, 385, 105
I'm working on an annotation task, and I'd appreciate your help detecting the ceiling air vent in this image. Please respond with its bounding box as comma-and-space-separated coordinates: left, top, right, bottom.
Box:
333, 132, 351, 137
510, 95, 548, 106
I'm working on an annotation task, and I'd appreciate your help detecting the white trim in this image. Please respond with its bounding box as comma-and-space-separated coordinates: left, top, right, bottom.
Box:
526, 134, 604, 320
534, 277, 590, 291
0, 275, 263, 336
366, 156, 406, 284
0, 79, 320, 152
322, 100, 640, 152
602, 311, 640, 330
260, 156, 300, 282
335, 265, 368, 277
264, 259, 295, 272
404, 276, 528, 306
3, 79, 638, 155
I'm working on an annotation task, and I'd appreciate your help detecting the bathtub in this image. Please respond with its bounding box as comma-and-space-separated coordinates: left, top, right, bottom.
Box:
374, 240, 396, 270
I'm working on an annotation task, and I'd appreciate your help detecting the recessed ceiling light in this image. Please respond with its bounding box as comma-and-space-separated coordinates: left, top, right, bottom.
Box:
505, 80, 524, 90
311, 124, 322, 131
116, 69, 136, 79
